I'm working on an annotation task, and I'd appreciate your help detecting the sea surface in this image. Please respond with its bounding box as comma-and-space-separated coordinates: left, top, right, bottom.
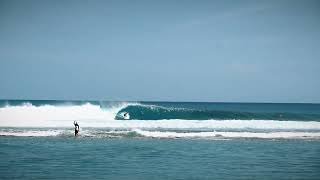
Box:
0, 100, 320, 179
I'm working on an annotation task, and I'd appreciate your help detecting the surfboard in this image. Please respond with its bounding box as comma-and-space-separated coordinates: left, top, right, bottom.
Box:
123, 112, 130, 120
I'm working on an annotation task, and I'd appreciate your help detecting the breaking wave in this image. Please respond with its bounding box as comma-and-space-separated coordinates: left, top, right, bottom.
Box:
115, 104, 320, 120
1, 100, 320, 139
1, 101, 320, 123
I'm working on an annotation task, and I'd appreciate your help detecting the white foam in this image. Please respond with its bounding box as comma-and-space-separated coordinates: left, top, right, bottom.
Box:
0, 103, 128, 127
1, 128, 319, 139
102, 120, 320, 130
0, 130, 63, 137
134, 129, 320, 139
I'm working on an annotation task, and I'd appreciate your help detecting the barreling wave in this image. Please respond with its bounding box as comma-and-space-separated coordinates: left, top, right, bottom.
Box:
1, 100, 320, 139
1, 101, 320, 124
115, 104, 320, 121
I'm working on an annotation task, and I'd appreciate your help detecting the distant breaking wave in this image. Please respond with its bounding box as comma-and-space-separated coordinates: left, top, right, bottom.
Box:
115, 104, 320, 121
1, 101, 320, 124
0, 100, 320, 139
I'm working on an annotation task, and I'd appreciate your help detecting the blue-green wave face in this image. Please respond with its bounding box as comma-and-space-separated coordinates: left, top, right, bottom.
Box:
1, 100, 320, 139
115, 104, 320, 121
1, 100, 320, 121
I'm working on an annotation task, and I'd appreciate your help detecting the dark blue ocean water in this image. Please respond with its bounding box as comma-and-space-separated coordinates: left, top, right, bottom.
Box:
0, 137, 319, 180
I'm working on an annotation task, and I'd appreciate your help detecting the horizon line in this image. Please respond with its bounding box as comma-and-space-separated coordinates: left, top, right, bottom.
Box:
0, 98, 319, 104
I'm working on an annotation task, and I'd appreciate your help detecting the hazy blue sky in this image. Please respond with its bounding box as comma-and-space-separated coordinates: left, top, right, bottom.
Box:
0, 0, 319, 102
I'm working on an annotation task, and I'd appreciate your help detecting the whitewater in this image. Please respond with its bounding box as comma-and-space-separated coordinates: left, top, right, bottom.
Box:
0, 101, 320, 139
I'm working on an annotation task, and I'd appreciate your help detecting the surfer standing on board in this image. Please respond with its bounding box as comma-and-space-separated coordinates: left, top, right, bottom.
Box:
124, 112, 128, 119
74, 121, 80, 136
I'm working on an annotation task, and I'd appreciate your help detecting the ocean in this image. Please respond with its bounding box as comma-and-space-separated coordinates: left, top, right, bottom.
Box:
0, 100, 320, 179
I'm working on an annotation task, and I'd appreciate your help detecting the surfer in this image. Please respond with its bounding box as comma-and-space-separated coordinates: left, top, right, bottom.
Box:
74, 121, 79, 136
123, 112, 130, 120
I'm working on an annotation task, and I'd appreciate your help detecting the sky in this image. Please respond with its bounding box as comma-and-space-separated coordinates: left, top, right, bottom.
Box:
0, 0, 319, 103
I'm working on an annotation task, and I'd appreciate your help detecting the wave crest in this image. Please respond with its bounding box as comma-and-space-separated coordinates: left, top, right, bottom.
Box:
116, 104, 320, 121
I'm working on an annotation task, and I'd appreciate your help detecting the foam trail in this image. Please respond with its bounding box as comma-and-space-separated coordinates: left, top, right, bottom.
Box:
1, 112, 320, 131
102, 120, 320, 130
134, 129, 320, 139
